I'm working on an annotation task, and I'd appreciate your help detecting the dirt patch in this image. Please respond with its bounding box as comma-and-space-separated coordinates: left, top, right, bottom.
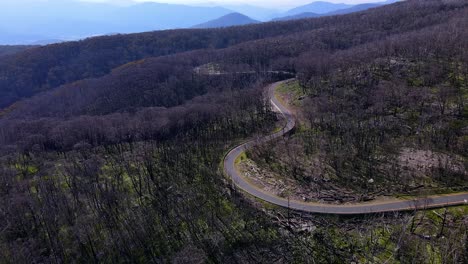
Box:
246, 138, 468, 204
398, 148, 466, 177
239, 158, 366, 204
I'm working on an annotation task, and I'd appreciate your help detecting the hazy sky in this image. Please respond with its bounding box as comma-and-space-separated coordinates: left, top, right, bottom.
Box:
80, 0, 389, 9
2, 0, 391, 10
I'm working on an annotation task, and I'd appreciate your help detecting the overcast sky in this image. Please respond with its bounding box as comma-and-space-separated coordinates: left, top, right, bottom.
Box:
81, 0, 389, 9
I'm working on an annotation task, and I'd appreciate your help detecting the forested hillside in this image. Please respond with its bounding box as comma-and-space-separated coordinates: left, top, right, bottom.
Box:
0, 0, 467, 262
0, 45, 34, 57
0, 0, 454, 109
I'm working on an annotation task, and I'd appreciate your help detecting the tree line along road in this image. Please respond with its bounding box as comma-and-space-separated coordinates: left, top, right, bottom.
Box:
223, 81, 468, 215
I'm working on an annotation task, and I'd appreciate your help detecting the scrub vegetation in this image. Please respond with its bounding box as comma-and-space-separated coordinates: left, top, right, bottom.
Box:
0, 0, 466, 262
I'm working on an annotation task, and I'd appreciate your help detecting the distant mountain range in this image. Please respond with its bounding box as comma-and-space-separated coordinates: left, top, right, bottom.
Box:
272, 13, 321, 22
198, 1, 403, 28
273, 0, 401, 22
0, 0, 403, 44
0, 0, 232, 44
193, 13, 259, 29
203, 4, 280, 21
327, 3, 382, 15
282, 1, 352, 17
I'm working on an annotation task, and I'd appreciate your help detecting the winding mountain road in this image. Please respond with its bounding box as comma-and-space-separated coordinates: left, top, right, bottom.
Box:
223, 81, 468, 215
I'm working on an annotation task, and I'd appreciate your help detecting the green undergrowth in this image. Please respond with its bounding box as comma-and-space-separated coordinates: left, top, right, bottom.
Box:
276, 80, 307, 107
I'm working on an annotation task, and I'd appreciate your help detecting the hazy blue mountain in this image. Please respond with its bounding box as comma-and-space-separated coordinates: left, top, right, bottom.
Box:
193, 13, 259, 28
327, 3, 382, 15
326, 0, 403, 16
272, 12, 321, 21
283, 1, 352, 16
273, 0, 402, 22
220, 4, 281, 21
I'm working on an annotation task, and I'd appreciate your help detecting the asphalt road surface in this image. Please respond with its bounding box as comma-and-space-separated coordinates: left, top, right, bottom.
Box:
223, 81, 468, 215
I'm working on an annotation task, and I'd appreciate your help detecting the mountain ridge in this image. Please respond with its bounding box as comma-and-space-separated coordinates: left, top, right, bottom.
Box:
273, 0, 401, 21
192, 13, 260, 28
283, 1, 352, 16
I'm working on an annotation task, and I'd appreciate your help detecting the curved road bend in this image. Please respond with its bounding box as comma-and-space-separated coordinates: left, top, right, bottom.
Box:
223, 81, 468, 215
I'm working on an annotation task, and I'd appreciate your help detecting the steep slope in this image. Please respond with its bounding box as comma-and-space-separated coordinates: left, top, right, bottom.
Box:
0, 21, 312, 109
0, 1, 413, 110
193, 13, 260, 28
248, 18, 468, 204
5, 0, 467, 120
0, 0, 457, 110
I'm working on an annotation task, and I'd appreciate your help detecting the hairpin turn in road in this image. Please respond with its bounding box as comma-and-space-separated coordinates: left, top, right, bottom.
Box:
223, 81, 468, 215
